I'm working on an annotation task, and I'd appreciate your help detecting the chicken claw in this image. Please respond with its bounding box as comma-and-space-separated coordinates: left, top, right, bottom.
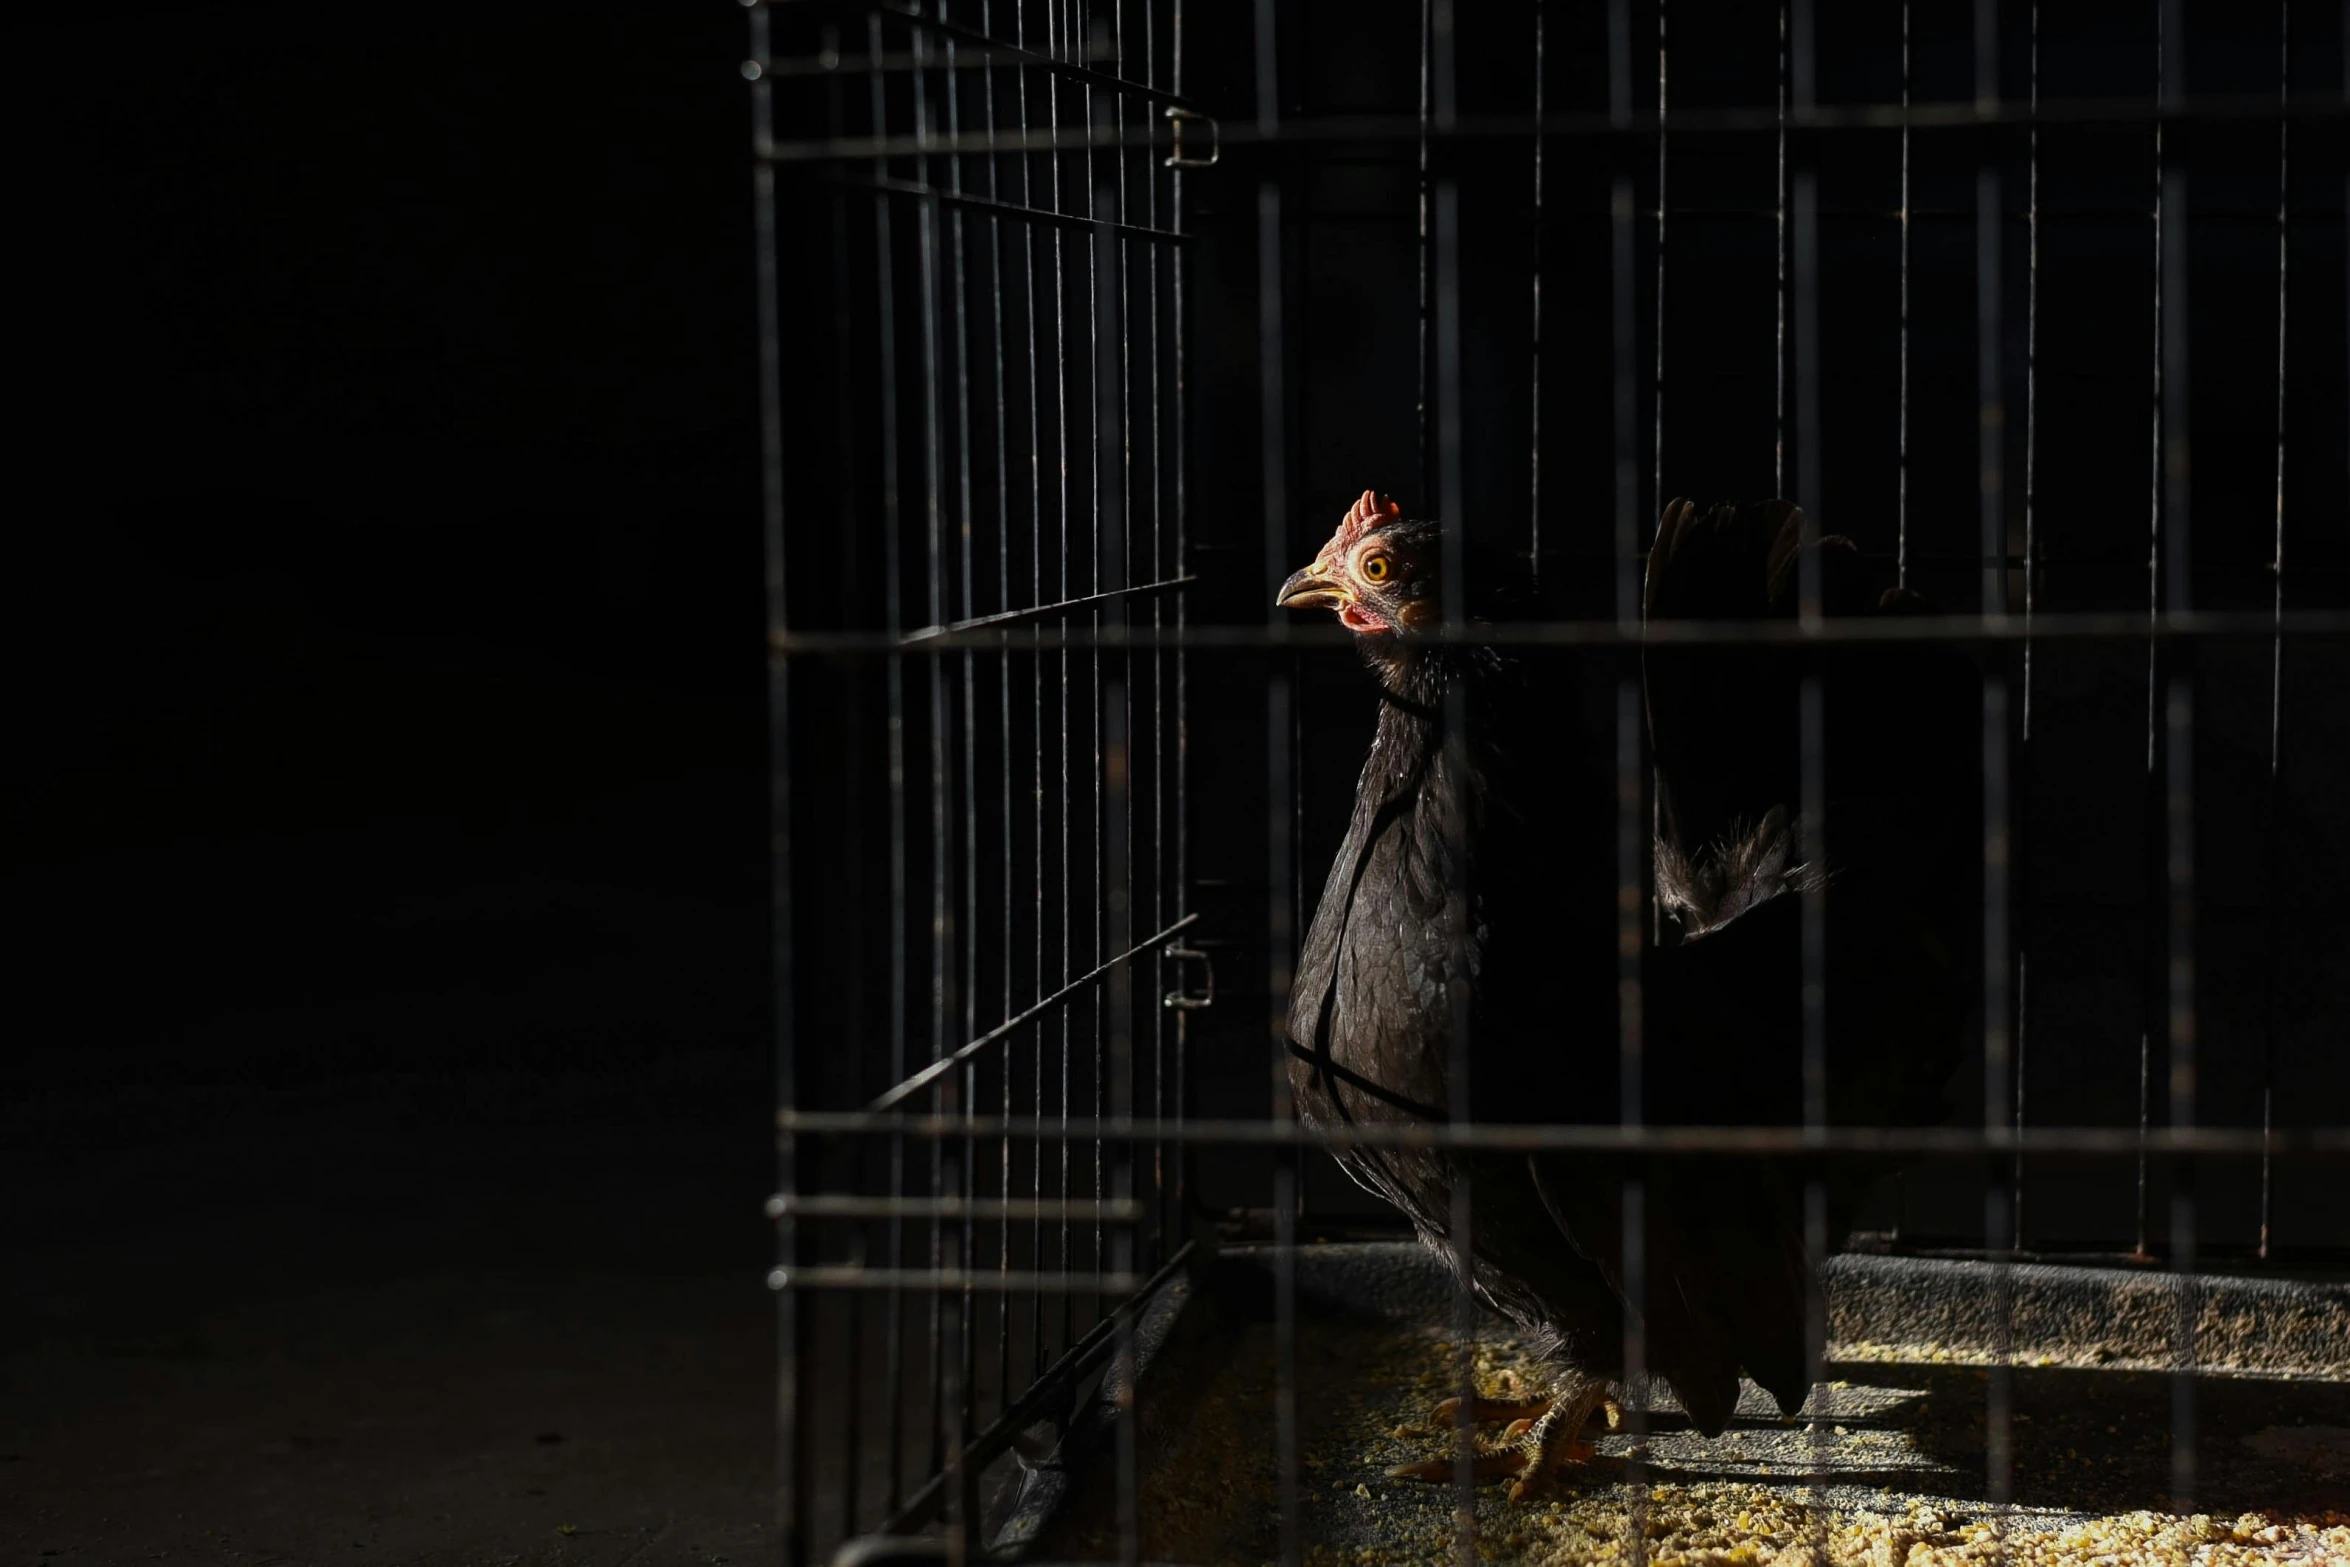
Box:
1384, 1380, 1613, 1502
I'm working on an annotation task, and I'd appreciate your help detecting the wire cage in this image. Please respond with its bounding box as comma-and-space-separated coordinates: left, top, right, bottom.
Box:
752, 0, 2349, 1561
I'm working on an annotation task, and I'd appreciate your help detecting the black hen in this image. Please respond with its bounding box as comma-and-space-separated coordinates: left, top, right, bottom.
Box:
1278, 491, 1973, 1496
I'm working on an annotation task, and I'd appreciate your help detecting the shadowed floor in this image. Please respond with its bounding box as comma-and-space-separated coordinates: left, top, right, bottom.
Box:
1022, 1246, 2350, 1564
2, 1118, 777, 1567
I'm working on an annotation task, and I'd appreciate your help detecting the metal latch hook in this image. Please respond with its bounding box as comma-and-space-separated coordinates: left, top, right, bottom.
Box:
1164, 106, 1219, 169
1162, 945, 1215, 1011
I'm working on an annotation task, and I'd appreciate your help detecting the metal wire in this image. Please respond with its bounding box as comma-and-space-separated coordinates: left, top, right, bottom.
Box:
1789, 6, 1830, 1554
1609, 9, 1649, 1558
869, 13, 912, 1512
907, 15, 957, 1512
2133, 0, 2169, 1270
756, 93, 2350, 164
943, 18, 982, 1503
1017, 0, 1051, 1444
1974, 11, 2015, 1547
1648, 0, 1670, 956
868, 916, 1196, 1113
1251, 1, 1301, 1557
772, 608, 2350, 656
983, 0, 1017, 1434
818, 36, 865, 1544
2158, 0, 2197, 1510
1775, 0, 1789, 497
1090, 57, 1141, 1550
2258, 0, 2290, 1267
749, 9, 803, 1553
776, 1111, 2350, 1158
2015, 0, 2040, 1258
1430, 7, 1480, 1553
1170, 0, 1192, 1300
1898, 0, 1911, 591
1653, 0, 1669, 526
833, 170, 1188, 243
1528, 0, 1545, 582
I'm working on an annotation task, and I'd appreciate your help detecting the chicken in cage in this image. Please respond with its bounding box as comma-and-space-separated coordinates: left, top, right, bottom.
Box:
752, 0, 2350, 1561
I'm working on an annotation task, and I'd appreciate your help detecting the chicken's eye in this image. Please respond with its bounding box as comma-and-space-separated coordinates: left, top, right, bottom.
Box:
1359, 551, 1394, 584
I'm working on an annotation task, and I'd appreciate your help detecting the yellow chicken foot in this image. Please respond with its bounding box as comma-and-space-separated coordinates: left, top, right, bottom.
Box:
1429, 1392, 1555, 1427
1384, 1380, 1614, 1501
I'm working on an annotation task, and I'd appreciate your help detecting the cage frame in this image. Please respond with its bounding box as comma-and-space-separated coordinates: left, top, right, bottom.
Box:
750, 0, 2350, 1561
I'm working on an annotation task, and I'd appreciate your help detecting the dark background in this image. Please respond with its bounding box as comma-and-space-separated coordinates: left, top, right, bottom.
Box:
8, 0, 2349, 1561
11, 6, 777, 1561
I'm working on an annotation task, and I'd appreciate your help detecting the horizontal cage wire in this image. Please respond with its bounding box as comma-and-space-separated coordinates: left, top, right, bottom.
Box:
754, 0, 2350, 1563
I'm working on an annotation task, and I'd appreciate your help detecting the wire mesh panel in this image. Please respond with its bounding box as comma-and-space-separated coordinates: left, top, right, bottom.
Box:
756, 0, 2350, 1562
752, 0, 1196, 1556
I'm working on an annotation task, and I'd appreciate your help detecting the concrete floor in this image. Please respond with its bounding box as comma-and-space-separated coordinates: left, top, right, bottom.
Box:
2, 1120, 778, 1567
14, 1154, 2346, 1567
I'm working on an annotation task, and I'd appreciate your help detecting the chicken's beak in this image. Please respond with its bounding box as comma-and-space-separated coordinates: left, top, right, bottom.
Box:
1276, 559, 1350, 611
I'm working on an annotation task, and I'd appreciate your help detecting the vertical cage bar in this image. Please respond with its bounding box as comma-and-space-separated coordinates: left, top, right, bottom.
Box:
2014, 949, 2029, 1250
749, 10, 807, 1558
1799, 665, 1828, 1540
2015, 0, 2039, 1252
907, 19, 962, 1523
2158, 0, 2196, 1504
1528, 0, 1545, 580
865, 11, 914, 1510
2134, 0, 2166, 1264
1653, 0, 1669, 514
828, 35, 863, 1537
1047, 0, 1076, 1364
1090, 134, 1140, 1567
2167, 680, 2199, 1509
1081, 0, 1107, 1353
1898, 0, 1911, 591
1144, 0, 1170, 1278
1613, 16, 1648, 1559
1984, 677, 2016, 1526
982, 0, 1018, 1424
1430, 6, 1479, 1557
1416, 0, 1434, 501
2021, 1, 2041, 744
938, 12, 985, 1505
1974, 5, 2016, 1541
2259, 0, 2289, 1263
1251, 0, 1300, 1556
1140, 0, 1167, 1280
1773, 0, 1789, 494
1018, 0, 1052, 1400
819, 36, 866, 1540
1170, 0, 1191, 1267
1610, 0, 1640, 630
1115, 0, 1135, 1297
1975, 2, 2005, 624
1650, 0, 1671, 951
1788, 5, 1831, 1551
1615, 684, 1650, 1567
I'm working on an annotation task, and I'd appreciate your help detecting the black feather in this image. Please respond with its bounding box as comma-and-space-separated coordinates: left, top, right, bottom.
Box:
1286, 498, 1971, 1431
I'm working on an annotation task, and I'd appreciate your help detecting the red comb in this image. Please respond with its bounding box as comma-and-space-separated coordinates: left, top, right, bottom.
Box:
1330, 489, 1402, 554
